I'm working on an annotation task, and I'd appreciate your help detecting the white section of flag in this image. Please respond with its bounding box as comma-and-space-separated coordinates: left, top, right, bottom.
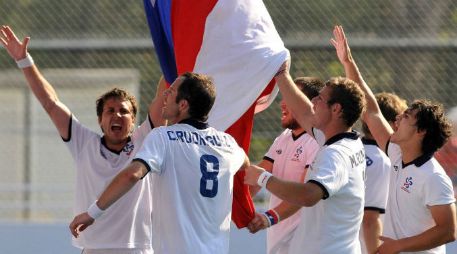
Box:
193, 0, 289, 131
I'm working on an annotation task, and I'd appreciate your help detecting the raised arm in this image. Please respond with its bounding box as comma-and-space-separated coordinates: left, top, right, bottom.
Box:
274, 62, 314, 135
1, 25, 71, 139
331, 25, 393, 151
148, 76, 167, 127
69, 160, 148, 237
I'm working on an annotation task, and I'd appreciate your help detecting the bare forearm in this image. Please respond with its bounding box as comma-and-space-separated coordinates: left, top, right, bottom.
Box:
342, 61, 379, 117
97, 163, 145, 210
275, 73, 314, 132
395, 225, 455, 252
340, 56, 393, 150
274, 200, 301, 222
22, 66, 61, 112
266, 176, 320, 207
22, 66, 72, 137
362, 216, 382, 254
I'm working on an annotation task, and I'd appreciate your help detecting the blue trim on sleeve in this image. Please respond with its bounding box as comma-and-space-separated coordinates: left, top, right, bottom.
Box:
308, 180, 330, 200
62, 114, 73, 142
263, 156, 274, 163
132, 158, 151, 179
364, 207, 386, 214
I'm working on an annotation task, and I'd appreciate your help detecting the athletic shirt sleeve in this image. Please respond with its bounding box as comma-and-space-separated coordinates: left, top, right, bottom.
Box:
134, 127, 167, 174
308, 146, 348, 198
364, 146, 390, 212
423, 172, 456, 206
233, 143, 248, 173
65, 115, 98, 161
386, 141, 402, 166
264, 132, 282, 162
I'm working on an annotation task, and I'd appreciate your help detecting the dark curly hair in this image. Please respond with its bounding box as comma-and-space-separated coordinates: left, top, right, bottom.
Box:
410, 99, 452, 154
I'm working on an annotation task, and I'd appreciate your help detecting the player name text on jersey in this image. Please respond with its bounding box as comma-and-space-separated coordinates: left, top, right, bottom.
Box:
166, 130, 233, 148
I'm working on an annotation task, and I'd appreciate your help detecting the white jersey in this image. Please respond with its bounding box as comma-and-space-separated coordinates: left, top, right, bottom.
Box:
66, 116, 153, 250
360, 138, 391, 254
134, 119, 246, 254
263, 129, 319, 254
383, 142, 455, 254
289, 129, 365, 254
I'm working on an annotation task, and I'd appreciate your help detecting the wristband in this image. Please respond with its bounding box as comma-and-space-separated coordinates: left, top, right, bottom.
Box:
16, 53, 34, 69
257, 171, 272, 188
261, 213, 272, 227
268, 209, 280, 224
263, 209, 280, 227
87, 201, 104, 219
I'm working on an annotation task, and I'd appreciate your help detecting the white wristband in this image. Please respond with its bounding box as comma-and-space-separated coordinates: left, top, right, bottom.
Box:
87, 201, 104, 219
257, 171, 272, 188
16, 53, 34, 69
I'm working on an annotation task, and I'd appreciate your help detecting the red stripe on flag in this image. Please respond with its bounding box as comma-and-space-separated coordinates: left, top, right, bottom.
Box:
171, 0, 218, 74
226, 78, 276, 228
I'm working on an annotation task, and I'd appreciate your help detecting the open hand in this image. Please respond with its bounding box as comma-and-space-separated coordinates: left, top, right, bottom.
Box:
330, 25, 353, 64
0, 25, 29, 61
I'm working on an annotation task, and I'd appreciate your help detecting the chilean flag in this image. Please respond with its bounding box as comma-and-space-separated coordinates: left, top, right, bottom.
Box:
144, 0, 289, 228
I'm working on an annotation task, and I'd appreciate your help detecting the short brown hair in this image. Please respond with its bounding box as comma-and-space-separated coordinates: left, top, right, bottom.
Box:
410, 100, 452, 154
96, 88, 138, 117
325, 77, 366, 127
176, 72, 216, 122
294, 77, 324, 100
362, 92, 408, 135
376, 92, 408, 123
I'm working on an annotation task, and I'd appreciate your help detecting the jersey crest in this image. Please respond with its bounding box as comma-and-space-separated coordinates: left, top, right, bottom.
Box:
401, 176, 413, 193
123, 142, 135, 156
291, 146, 303, 161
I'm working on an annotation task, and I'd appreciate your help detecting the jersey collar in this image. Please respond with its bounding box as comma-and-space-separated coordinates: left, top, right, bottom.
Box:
362, 137, 378, 147
101, 136, 132, 155
324, 131, 359, 146
178, 118, 209, 130
402, 152, 433, 168
291, 129, 306, 141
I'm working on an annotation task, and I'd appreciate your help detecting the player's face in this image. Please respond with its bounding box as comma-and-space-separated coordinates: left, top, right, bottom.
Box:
391, 108, 420, 144
98, 98, 135, 147
280, 99, 300, 130
311, 86, 333, 129
162, 77, 183, 123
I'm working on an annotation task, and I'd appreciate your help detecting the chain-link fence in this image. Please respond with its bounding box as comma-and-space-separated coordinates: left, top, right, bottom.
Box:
1, 0, 457, 222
